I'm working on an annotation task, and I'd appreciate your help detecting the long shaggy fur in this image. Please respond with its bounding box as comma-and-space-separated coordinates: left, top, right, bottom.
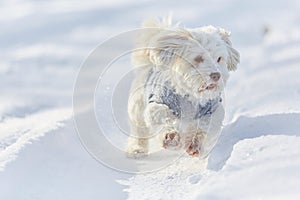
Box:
127, 18, 240, 158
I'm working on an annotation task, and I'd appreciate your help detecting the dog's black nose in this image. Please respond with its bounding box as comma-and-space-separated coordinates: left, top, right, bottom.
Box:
210, 72, 221, 82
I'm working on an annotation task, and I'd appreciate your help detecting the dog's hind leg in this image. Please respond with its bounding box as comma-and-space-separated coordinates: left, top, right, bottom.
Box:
126, 122, 149, 157
126, 85, 150, 157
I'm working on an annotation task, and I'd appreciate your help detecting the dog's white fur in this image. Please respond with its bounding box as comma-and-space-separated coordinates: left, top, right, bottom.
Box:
127, 18, 240, 157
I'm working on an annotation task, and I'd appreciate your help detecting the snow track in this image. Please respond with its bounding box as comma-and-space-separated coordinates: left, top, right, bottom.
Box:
0, 108, 71, 171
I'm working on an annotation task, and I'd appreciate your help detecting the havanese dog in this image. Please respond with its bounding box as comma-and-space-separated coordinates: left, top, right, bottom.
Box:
126, 18, 239, 158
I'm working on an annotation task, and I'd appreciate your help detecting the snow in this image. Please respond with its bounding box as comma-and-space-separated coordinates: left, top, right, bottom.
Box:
1, 0, 300, 199
197, 135, 300, 200
0, 108, 71, 171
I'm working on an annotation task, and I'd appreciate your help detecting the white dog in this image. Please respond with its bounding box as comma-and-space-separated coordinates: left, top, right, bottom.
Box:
126, 18, 239, 157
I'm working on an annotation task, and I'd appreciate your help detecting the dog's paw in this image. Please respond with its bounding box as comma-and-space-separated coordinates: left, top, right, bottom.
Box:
185, 135, 202, 157
126, 148, 148, 159
162, 131, 181, 150
126, 142, 149, 159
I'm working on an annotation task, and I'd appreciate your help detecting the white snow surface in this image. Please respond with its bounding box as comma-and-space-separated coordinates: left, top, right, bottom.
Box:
1, 0, 300, 199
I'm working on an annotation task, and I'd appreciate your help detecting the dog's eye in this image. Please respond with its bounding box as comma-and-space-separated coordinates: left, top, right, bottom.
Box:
217, 57, 222, 63
194, 55, 204, 63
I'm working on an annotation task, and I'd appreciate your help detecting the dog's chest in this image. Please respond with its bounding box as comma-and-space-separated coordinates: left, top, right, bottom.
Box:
145, 69, 221, 120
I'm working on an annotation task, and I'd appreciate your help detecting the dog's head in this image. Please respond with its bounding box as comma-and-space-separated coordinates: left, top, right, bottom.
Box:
133, 19, 240, 101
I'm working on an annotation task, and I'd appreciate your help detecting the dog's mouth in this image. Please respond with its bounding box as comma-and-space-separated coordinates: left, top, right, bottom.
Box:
206, 83, 217, 90
198, 83, 217, 93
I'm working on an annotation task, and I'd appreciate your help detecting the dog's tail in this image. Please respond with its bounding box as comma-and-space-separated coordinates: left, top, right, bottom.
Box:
131, 16, 177, 67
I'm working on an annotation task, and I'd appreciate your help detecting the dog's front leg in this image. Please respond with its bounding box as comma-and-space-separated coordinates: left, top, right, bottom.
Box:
184, 125, 206, 157
144, 102, 181, 150
184, 105, 225, 157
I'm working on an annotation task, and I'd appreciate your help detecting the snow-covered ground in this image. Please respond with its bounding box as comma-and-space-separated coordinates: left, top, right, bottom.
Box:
1, 0, 300, 199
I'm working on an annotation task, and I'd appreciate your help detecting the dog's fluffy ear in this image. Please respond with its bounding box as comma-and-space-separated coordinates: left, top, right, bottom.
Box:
218, 28, 240, 71
131, 18, 175, 67
132, 17, 186, 68
148, 31, 190, 68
